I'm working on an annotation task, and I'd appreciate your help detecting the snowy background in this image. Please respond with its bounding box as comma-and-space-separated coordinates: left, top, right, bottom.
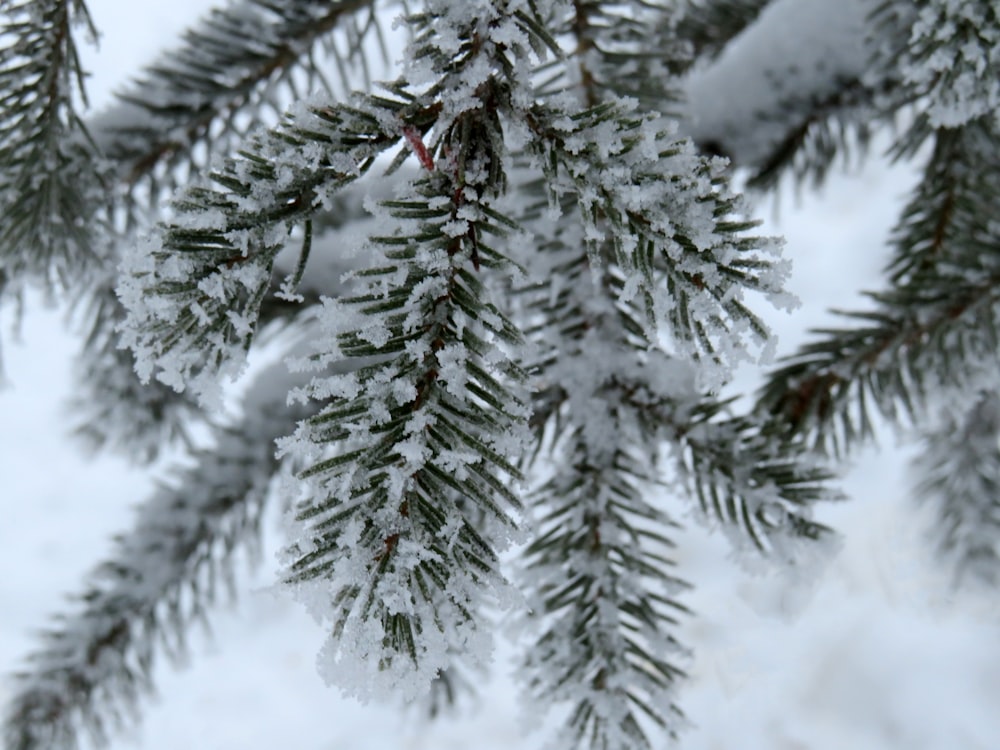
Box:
1, 2, 999, 749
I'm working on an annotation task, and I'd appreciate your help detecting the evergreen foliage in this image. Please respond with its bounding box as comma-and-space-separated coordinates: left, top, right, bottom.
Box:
2, 1, 998, 748
915, 390, 1000, 587
0, 0, 108, 298
5, 363, 311, 750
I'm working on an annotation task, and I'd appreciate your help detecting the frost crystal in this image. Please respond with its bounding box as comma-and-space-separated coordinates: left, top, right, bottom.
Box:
904, 0, 1000, 128
280, 154, 532, 699
528, 98, 786, 386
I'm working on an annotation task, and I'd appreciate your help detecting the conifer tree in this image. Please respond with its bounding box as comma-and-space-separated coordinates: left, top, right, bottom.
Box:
1, 1, 997, 749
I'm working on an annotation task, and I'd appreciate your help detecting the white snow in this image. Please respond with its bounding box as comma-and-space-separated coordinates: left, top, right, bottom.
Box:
681, 0, 879, 165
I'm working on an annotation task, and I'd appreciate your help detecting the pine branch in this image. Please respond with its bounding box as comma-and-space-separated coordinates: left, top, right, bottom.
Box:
915, 390, 1000, 587
758, 119, 1000, 455
68, 279, 206, 463
2, 363, 311, 750
674, 0, 773, 62
90, 0, 391, 210
0, 0, 108, 295
521, 434, 690, 750
526, 99, 790, 384
282, 165, 530, 703
530, 1, 685, 111
118, 92, 434, 403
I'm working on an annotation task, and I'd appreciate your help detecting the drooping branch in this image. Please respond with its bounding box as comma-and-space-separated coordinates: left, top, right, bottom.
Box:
117, 93, 433, 403
0, 0, 107, 293
915, 390, 1000, 587
3, 362, 313, 750
90, 0, 390, 205
757, 118, 1000, 455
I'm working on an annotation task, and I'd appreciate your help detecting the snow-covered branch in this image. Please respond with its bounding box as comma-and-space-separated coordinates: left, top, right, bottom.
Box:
3, 362, 311, 750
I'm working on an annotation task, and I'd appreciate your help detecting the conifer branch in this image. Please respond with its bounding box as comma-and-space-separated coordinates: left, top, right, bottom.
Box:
118, 93, 432, 402
532, 1, 684, 110
4, 2, 929, 748
521, 433, 690, 749
674, 0, 773, 62
742, 75, 882, 191
527, 100, 790, 382
672, 405, 837, 553
758, 119, 1000, 455
680, 0, 894, 189
275, 0, 572, 699
870, 0, 1000, 163
914, 390, 1000, 587
891, 0, 1000, 130
0, 0, 107, 294
91, 0, 389, 205
67, 279, 206, 463
515, 217, 693, 747
758, 277, 1000, 455
515, 170, 830, 747
2, 366, 310, 750
283, 170, 530, 701
884, 126, 973, 284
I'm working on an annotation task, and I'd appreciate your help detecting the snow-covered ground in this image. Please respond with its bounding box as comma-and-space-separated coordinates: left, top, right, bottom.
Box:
1, 3, 998, 749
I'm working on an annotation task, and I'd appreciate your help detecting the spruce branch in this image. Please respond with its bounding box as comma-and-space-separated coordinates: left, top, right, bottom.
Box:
881, 122, 999, 291
527, 319, 835, 558
671, 404, 838, 554
531, 1, 684, 110
0, 0, 108, 295
758, 119, 1000, 455
68, 279, 206, 463
520, 239, 840, 552
893, 0, 1000, 130
870, 0, 999, 160
757, 277, 1000, 456
2, 364, 310, 750
276, 0, 573, 698
282, 164, 530, 703
674, 0, 773, 63
526, 99, 790, 383
1, 1, 895, 748
68, 194, 376, 464
514, 173, 830, 747
742, 75, 882, 192
118, 92, 433, 403
512, 217, 693, 749
679, 0, 899, 190
914, 390, 1000, 588
521, 433, 690, 750
91, 0, 391, 208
